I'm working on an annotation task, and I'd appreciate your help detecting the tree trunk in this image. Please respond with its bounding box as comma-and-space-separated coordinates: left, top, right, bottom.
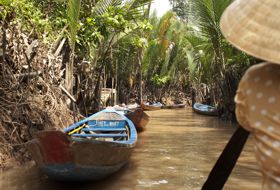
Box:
93, 65, 104, 112
1, 20, 7, 72
138, 49, 143, 104
65, 50, 74, 93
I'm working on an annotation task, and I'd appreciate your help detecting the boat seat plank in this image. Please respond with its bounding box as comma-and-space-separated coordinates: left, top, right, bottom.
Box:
72, 134, 128, 138
82, 128, 126, 132
65, 120, 127, 133
88, 122, 126, 128
87, 120, 97, 126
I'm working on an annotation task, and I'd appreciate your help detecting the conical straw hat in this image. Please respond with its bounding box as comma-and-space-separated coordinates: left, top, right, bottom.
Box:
220, 0, 280, 64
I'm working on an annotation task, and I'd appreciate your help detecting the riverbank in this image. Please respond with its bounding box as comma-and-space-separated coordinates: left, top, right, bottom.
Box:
0, 64, 75, 169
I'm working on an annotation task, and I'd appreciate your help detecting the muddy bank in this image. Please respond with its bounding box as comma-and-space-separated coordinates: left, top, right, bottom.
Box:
0, 21, 75, 169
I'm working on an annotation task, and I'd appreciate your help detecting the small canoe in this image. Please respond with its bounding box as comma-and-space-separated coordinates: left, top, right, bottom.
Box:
193, 103, 218, 116
127, 103, 140, 110
112, 105, 130, 114
27, 109, 137, 181
161, 103, 186, 109
125, 108, 150, 132
140, 102, 162, 111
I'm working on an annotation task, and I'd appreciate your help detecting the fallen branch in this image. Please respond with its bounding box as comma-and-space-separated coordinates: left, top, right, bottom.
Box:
59, 84, 76, 103
54, 38, 66, 56
13, 71, 42, 77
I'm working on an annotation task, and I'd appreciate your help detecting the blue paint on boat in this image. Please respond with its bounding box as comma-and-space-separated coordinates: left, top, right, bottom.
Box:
193, 103, 218, 116
82, 127, 127, 132
27, 108, 137, 181
64, 108, 137, 146
71, 133, 128, 138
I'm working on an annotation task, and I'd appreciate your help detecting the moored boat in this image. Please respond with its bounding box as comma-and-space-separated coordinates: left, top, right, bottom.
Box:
125, 108, 150, 132
193, 103, 218, 116
140, 102, 162, 111
127, 103, 140, 110
161, 103, 186, 109
112, 105, 130, 114
27, 109, 137, 181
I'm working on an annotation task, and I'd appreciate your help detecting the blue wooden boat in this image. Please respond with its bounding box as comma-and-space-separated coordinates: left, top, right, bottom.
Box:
193, 103, 218, 116
27, 108, 137, 181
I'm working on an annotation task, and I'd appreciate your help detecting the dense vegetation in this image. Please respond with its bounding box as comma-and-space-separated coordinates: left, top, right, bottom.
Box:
0, 0, 258, 167
169, 0, 258, 120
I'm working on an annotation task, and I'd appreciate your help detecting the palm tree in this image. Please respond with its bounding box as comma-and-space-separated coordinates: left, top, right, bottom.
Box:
66, 0, 81, 93
74, 0, 153, 112
141, 11, 191, 99
142, 11, 176, 83
190, 0, 232, 79
186, 0, 253, 119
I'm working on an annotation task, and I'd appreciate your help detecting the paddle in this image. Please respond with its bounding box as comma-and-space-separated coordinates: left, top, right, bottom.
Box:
202, 126, 250, 190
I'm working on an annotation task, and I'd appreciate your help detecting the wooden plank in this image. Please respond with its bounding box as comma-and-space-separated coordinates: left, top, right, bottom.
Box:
88, 121, 126, 128
72, 134, 128, 138
59, 84, 76, 103
82, 128, 126, 132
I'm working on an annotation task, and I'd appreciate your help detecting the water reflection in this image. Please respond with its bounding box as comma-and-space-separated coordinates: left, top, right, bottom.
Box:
0, 108, 261, 190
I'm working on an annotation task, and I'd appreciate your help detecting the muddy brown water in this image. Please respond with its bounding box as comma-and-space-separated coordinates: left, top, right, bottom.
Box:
0, 108, 261, 190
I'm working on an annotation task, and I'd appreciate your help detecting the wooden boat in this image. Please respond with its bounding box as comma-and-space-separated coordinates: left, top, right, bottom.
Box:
140, 102, 162, 111
112, 105, 130, 114
193, 103, 218, 116
27, 109, 137, 181
125, 108, 150, 132
161, 103, 186, 109
127, 103, 140, 110
112, 103, 140, 113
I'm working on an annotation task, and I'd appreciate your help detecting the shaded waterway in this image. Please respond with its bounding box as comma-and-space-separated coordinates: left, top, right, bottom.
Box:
1, 108, 261, 190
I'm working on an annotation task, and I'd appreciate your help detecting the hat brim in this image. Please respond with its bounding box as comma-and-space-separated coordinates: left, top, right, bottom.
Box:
220, 0, 280, 64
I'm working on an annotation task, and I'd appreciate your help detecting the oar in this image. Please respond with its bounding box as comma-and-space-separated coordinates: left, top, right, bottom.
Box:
202, 126, 250, 190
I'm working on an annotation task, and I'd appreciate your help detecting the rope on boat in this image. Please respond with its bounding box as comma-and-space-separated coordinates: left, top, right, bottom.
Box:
68, 124, 87, 135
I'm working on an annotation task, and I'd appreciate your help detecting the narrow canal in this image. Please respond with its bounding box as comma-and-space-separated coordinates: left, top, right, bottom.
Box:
1, 108, 261, 190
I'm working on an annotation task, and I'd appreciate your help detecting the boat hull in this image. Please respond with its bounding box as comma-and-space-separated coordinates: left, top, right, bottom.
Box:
41, 162, 126, 181
161, 104, 186, 109
27, 109, 137, 181
193, 103, 218, 116
140, 103, 162, 111
125, 108, 150, 131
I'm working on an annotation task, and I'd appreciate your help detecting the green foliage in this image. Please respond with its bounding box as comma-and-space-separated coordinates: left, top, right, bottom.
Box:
186, 51, 198, 80
1, 0, 68, 41
76, 0, 152, 62
169, 0, 192, 21
93, 0, 122, 16
0, 0, 11, 4
77, 5, 130, 60
14, 0, 50, 33
67, 0, 81, 46
33, 0, 68, 29
132, 37, 148, 48
151, 74, 170, 86
0, 0, 12, 20
183, 0, 228, 84
184, 0, 254, 85
141, 11, 190, 90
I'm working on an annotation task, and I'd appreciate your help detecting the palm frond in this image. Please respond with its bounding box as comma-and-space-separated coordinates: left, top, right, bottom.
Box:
124, 0, 152, 19
68, 0, 81, 46
126, 0, 152, 9
93, 0, 122, 15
